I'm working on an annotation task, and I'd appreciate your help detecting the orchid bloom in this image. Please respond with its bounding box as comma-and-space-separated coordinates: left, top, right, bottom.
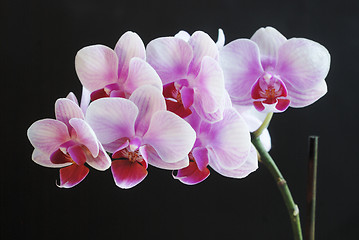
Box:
174, 99, 257, 185
85, 85, 196, 189
219, 26, 330, 112
27, 93, 111, 188
146, 31, 226, 122
75, 31, 162, 101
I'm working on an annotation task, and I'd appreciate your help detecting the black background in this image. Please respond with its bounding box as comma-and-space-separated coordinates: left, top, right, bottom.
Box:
2, 0, 359, 239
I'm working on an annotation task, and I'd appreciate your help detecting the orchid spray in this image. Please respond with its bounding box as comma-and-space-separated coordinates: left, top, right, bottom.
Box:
27, 26, 330, 240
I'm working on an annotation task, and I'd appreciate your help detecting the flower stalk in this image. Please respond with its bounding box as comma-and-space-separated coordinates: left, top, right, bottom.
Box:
251, 114, 303, 240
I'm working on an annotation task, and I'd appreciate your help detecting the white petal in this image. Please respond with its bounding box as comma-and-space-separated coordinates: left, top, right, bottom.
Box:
85, 98, 138, 144
142, 111, 196, 163
55, 98, 84, 131
75, 45, 119, 91
32, 149, 71, 168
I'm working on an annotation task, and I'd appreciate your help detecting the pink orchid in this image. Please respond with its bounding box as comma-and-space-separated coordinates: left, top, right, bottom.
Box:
219, 26, 330, 112
146, 31, 226, 122
75, 31, 162, 101
174, 105, 257, 185
27, 94, 111, 188
85, 85, 196, 189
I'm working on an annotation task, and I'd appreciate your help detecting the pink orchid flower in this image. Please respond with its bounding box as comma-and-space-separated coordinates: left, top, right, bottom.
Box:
75, 31, 162, 101
219, 26, 330, 112
174, 103, 257, 185
27, 93, 111, 188
85, 85, 196, 189
146, 31, 226, 122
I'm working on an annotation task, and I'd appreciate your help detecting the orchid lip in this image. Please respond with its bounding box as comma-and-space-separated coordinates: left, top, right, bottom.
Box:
251, 73, 290, 112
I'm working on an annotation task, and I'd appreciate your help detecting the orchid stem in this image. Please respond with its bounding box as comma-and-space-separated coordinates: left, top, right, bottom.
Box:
252, 112, 273, 138
305, 136, 319, 240
251, 135, 303, 240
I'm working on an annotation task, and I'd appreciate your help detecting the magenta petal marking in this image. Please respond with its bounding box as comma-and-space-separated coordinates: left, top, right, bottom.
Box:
91, 88, 108, 101
68, 145, 87, 166
50, 149, 72, 164
111, 140, 129, 159
111, 160, 148, 189
275, 99, 290, 111
192, 147, 209, 171
58, 164, 89, 188
180, 86, 194, 109
173, 161, 210, 185
253, 101, 265, 112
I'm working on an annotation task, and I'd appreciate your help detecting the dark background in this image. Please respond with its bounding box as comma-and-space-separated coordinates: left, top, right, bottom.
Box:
2, 0, 358, 239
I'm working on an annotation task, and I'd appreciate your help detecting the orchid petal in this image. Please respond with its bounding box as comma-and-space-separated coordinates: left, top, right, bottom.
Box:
32, 149, 71, 168
80, 87, 91, 114
69, 118, 99, 157
111, 160, 147, 189
175, 30, 191, 41
192, 147, 209, 171
67, 145, 87, 166
66, 92, 79, 105
58, 164, 89, 188
216, 28, 225, 49
219, 39, 264, 105
287, 79, 327, 108
250, 26, 287, 68
188, 31, 219, 76
207, 108, 251, 170
75, 45, 119, 91
173, 161, 210, 185
114, 31, 146, 81
193, 56, 225, 113
123, 57, 163, 95
144, 145, 189, 170
142, 110, 196, 163
180, 86, 194, 109
27, 119, 70, 155
55, 98, 84, 132
129, 85, 166, 137
276, 38, 330, 91
85, 98, 138, 144
210, 145, 258, 178
85, 144, 111, 171
146, 37, 193, 85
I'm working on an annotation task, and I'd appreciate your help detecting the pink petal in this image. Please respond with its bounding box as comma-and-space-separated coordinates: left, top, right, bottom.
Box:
67, 145, 87, 166
111, 159, 147, 189
143, 145, 189, 170
173, 161, 210, 185
58, 164, 89, 188
219, 39, 264, 105
66, 92, 79, 105
142, 110, 196, 163
276, 38, 330, 91
86, 144, 111, 171
50, 148, 73, 164
69, 118, 99, 157
180, 86, 194, 109
146, 37, 193, 85
80, 87, 91, 114
209, 145, 258, 178
27, 119, 70, 155
129, 85, 166, 137
188, 31, 219, 76
55, 98, 84, 132
75, 45, 119, 91
250, 26, 287, 69
114, 31, 146, 81
32, 149, 71, 168
192, 147, 209, 171
206, 108, 251, 170
123, 57, 163, 96
175, 30, 191, 41
287, 79, 327, 108
193, 56, 225, 114
85, 98, 138, 145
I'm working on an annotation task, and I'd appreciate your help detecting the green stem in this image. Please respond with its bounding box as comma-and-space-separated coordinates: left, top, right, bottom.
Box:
252, 112, 273, 138
252, 135, 303, 240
